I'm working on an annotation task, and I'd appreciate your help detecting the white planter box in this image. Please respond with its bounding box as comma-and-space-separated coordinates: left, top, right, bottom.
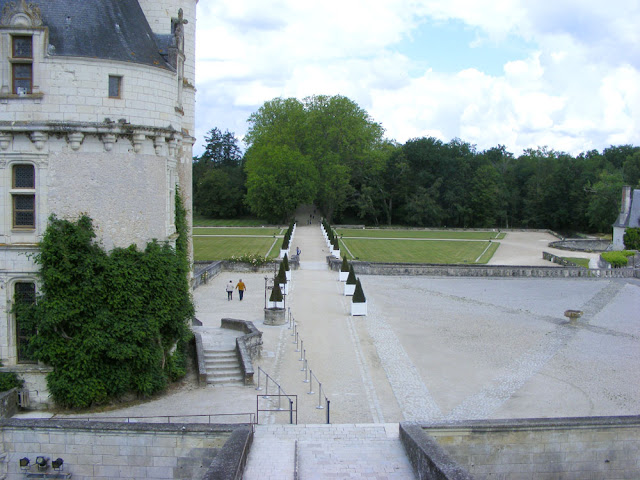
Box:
285, 270, 291, 281
339, 271, 349, 282
280, 282, 289, 295
344, 283, 355, 296
332, 249, 341, 259
280, 248, 289, 259
268, 301, 285, 309
351, 301, 367, 316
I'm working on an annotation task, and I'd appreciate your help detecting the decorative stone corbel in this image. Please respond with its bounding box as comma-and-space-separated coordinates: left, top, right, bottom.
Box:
67, 132, 84, 151
167, 137, 178, 157
102, 134, 116, 152
154, 135, 166, 155
30, 131, 47, 150
0, 132, 12, 150
132, 133, 146, 153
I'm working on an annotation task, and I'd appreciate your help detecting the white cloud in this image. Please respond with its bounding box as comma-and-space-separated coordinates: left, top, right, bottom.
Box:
194, 0, 640, 156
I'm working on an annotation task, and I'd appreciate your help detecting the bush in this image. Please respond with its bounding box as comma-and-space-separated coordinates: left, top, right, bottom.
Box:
624, 228, 640, 250
341, 256, 350, 272
283, 253, 290, 271
269, 284, 283, 302
353, 279, 366, 303
601, 251, 631, 267
0, 371, 23, 392
346, 265, 356, 284
276, 262, 287, 284
15, 191, 193, 408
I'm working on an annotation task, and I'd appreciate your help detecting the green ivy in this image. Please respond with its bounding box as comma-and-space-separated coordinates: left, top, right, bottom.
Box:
16, 190, 194, 408
624, 228, 640, 250
0, 361, 23, 392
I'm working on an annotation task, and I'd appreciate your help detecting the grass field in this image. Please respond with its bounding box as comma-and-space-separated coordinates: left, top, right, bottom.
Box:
564, 257, 590, 268
192, 215, 276, 227
339, 238, 498, 264
193, 227, 284, 236
193, 236, 282, 261
335, 228, 506, 240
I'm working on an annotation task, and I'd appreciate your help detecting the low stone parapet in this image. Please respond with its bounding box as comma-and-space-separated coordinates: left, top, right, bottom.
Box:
220, 318, 263, 386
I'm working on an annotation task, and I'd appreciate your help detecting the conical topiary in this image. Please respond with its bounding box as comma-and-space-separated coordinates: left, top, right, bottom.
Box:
346, 264, 356, 284
276, 262, 287, 284
332, 238, 340, 250
340, 256, 350, 272
269, 284, 283, 302
352, 279, 366, 303
283, 253, 290, 271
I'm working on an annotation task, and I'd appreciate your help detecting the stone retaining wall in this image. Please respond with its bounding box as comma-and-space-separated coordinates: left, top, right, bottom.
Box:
549, 239, 611, 252
416, 416, 640, 480
542, 252, 584, 267
0, 389, 18, 419
193, 259, 300, 291
0, 419, 248, 480
328, 257, 637, 278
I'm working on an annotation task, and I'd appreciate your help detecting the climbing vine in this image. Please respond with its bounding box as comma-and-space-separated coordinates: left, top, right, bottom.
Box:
16, 190, 194, 408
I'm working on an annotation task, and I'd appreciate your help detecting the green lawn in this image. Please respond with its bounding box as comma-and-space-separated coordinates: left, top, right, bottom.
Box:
193, 227, 283, 236
340, 238, 495, 264
193, 236, 282, 261
193, 215, 276, 227
335, 228, 505, 240
564, 257, 590, 268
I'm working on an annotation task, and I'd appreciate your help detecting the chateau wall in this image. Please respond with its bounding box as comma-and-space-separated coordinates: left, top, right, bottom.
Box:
0, 419, 235, 480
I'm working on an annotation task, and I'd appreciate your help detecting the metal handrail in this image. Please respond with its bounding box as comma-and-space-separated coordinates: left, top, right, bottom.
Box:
50, 412, 256, 424
255, 366, 297, 424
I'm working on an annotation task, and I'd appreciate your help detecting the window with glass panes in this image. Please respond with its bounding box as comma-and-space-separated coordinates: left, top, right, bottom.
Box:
14, 282, 36, 363
11, 36, 33, 95
12, 165, 35, 228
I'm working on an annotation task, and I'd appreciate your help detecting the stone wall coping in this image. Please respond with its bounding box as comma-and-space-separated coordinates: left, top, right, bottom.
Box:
194, 332, 208, 385
220, 318, 260, 335
416, 414, 640, 433
203, 426, 253, 480
0, 418, 243, 434
400, 422, 473, 480
0, 121, 181, 138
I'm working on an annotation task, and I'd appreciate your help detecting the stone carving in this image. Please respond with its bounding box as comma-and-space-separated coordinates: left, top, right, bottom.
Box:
29, 131, 47, 150
67, 132, 84, 151
1, 0, 43, 27
0, 132, 12, 151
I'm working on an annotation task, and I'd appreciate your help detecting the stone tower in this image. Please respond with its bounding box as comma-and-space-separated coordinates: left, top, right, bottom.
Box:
0, 0, 197, 407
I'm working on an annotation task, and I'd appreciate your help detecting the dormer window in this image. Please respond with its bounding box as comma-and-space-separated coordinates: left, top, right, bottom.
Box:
11, 36, 33, 95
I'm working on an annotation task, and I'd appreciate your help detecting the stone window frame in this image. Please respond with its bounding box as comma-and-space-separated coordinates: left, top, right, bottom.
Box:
11, 163, 36, 229
108, 74, 123, 99
12, 279, 37, 364
10, 34, 32, 95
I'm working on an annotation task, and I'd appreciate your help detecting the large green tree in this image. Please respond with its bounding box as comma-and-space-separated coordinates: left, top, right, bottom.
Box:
244, 95, 385, 221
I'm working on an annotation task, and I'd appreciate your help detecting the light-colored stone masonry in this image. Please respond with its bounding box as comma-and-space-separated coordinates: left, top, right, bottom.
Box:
0, 419, 232, 480
422, 417, 640, 480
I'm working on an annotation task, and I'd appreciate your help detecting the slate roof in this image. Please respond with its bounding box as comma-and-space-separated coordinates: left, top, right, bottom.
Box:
0, 0, 172, 70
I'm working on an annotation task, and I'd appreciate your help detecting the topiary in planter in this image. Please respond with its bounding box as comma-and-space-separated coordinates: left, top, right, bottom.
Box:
269, 284, 283, 302
341, 256, 350, 272
276, 262, 287, 284
283, 253, 290, 271
282, 231, 290, 250
346, 265, 356, 284
353, 279, 366, 303
332, 238, 340, 250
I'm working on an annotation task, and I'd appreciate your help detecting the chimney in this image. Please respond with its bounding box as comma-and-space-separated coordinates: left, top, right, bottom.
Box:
620, 185, 631, 215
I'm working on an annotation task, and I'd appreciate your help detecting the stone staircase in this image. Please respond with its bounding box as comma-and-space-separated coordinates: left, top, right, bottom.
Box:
203, 349, 244, 385
243, 424, 416, 479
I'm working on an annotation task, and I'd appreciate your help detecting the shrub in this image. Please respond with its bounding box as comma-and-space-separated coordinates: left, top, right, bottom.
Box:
283, 253, 290, 271
624, 228, 640, 250
341, 256, 350, 272
0, 367, 23, 392
353, 279, 366, 303
332, 238, 340, 250
227, 253, 269, 266
269, 284, 283, 302
601, 251, 630, 267
276, 262, 287, 284
346, 264, 356, 284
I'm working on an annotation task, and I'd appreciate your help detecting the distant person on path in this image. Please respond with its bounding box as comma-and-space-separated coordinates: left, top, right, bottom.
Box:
296, 246, 301, 257
226, 280, 234, 301
236, 279, 247, 301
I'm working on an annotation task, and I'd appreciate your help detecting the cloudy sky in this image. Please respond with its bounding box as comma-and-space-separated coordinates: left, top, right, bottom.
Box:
194, 1, 639, 157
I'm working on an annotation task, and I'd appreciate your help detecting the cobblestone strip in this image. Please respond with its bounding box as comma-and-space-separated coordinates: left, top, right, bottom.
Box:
345, 314, 385, 423
367, 301, 443, 421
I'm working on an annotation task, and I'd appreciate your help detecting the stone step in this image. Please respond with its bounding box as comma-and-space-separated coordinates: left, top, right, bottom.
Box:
243, 424, 416, 480
202, 348, 244, 385
206, 366, 243, 377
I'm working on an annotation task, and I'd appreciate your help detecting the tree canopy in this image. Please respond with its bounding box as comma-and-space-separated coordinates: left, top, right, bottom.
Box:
194, 95, 640, 233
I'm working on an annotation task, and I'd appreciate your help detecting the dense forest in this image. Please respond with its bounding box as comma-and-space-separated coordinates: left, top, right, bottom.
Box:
193, 95, 640, 233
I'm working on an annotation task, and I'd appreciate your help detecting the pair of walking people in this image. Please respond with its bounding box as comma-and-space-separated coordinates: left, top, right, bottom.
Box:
226, 279, 246, 301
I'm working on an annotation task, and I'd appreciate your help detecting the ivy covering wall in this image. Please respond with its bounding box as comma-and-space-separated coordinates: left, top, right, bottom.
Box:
16, 190, 194, 408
